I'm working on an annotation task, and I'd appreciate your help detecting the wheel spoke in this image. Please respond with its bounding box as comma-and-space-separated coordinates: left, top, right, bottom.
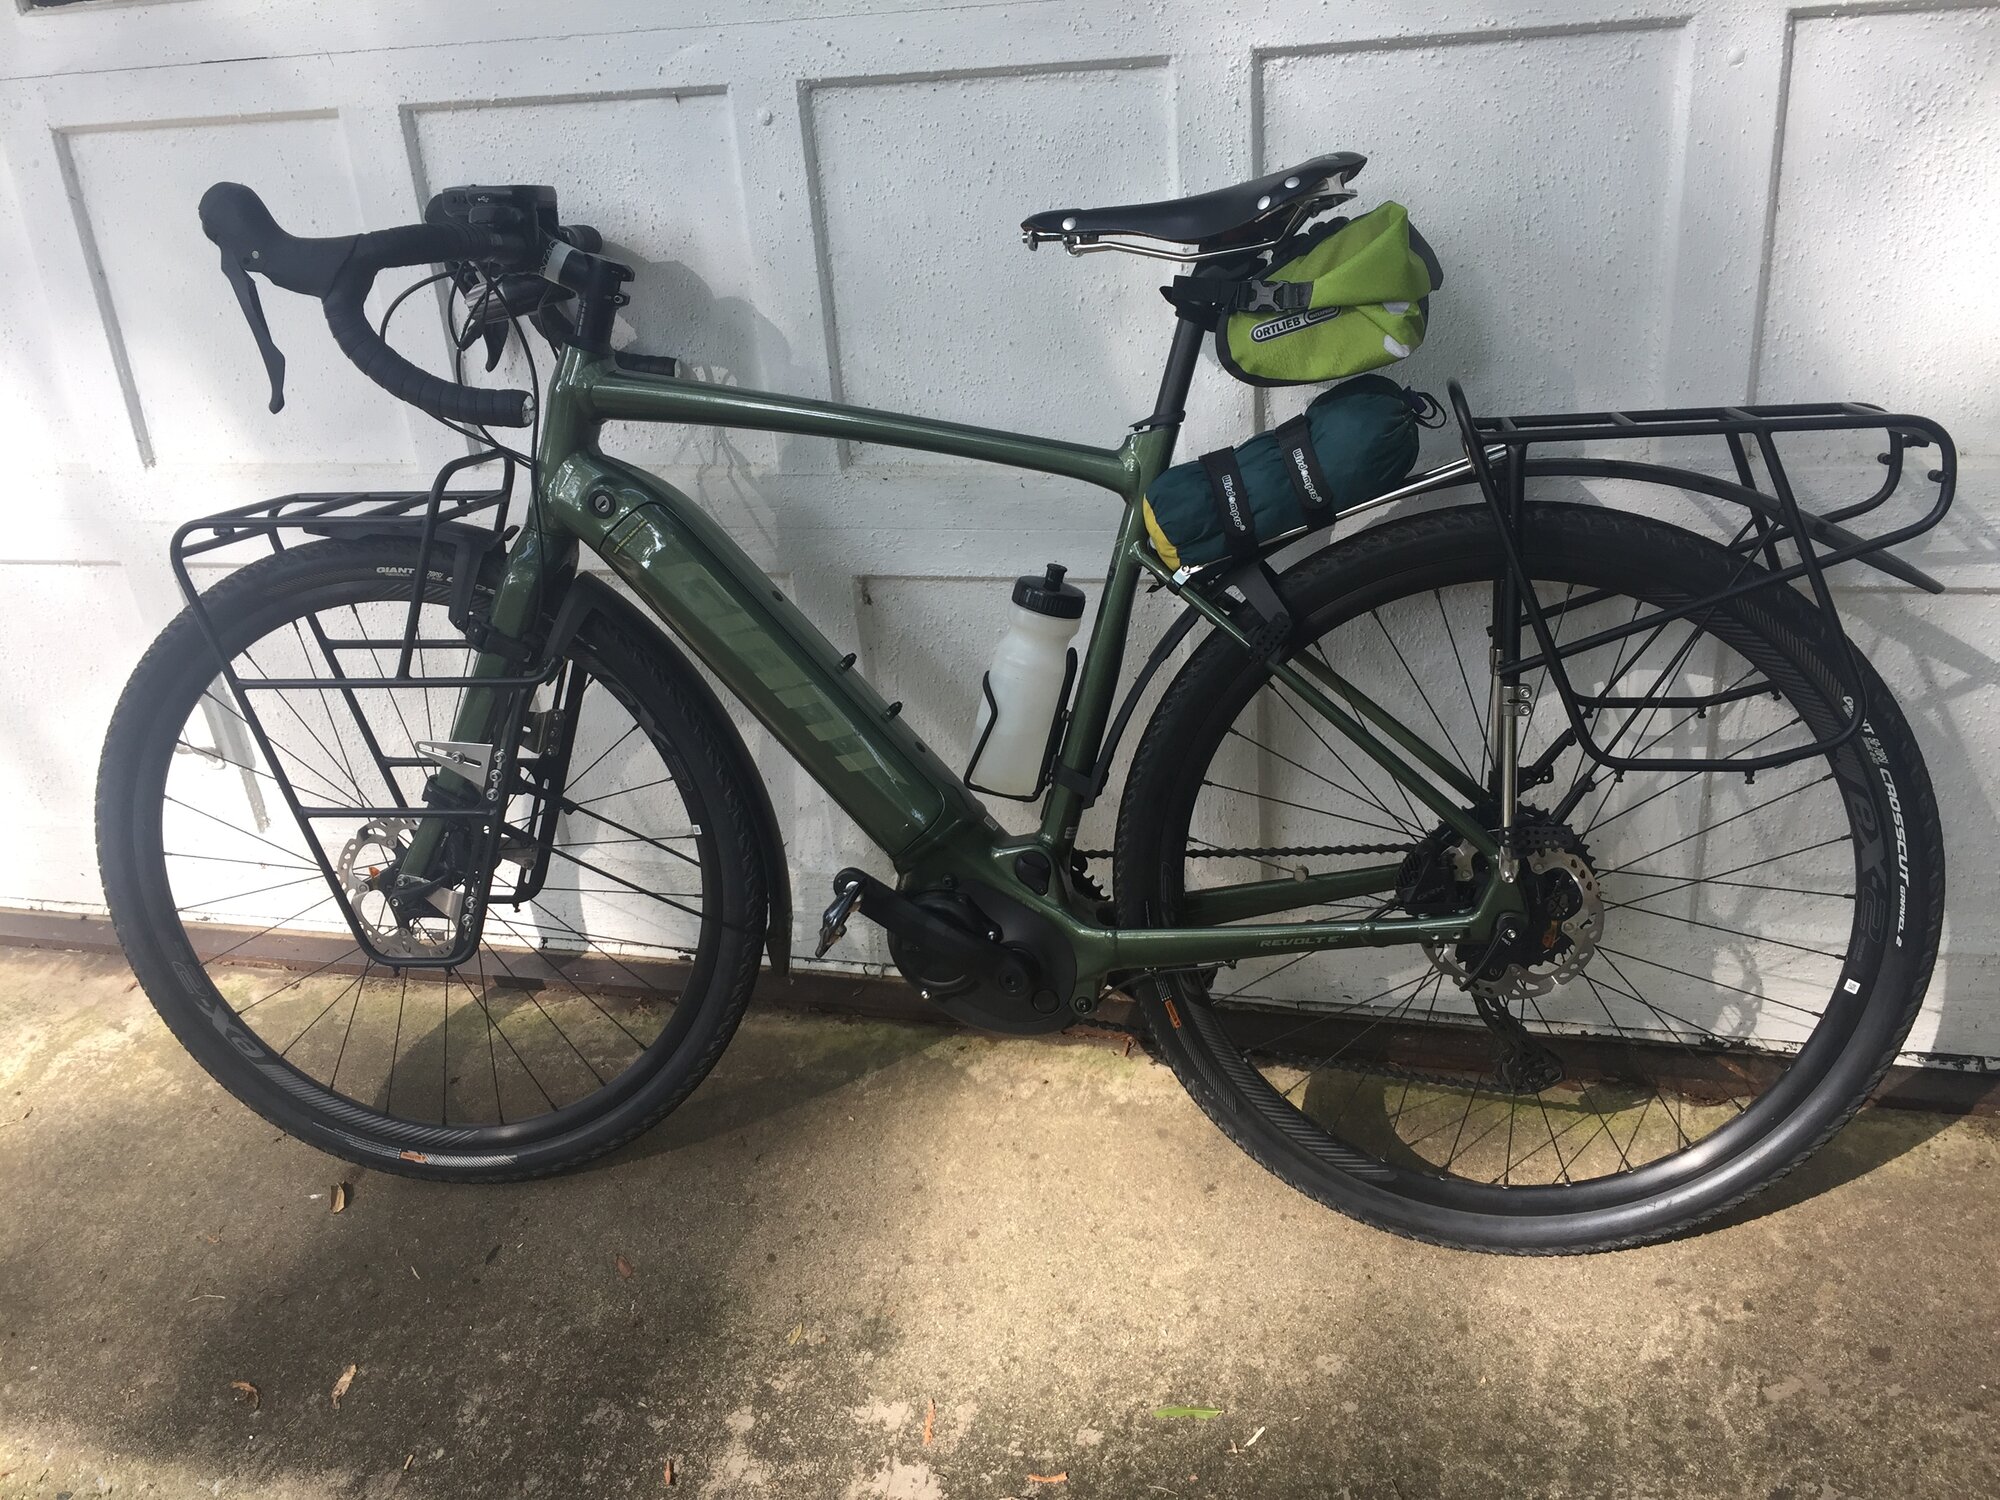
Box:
146, 563, 735, 1147
1148, 526, 1892, 1209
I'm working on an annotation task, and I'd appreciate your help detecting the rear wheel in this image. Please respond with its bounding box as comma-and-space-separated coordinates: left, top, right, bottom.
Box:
97, 537, 768, 1180
1116, 504, 1942, 1252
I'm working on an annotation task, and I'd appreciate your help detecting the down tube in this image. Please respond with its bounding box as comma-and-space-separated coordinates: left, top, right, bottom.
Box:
543, 453, 997, 863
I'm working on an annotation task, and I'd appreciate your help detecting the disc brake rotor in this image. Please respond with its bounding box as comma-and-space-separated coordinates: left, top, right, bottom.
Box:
1425, 843, 1604, 1003
336, 818, 455, 960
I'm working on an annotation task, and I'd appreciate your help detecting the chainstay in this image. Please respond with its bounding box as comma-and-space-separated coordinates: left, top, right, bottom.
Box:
1083, 837, 1512, 1087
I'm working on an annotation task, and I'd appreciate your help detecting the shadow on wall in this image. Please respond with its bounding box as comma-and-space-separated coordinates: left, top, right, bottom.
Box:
597, 244, 817, 561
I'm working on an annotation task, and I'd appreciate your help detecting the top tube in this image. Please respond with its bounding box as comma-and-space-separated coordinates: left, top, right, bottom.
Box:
578, 358, 1140, 496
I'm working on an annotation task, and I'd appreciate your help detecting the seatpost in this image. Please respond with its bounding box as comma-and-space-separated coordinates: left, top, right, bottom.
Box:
1139, 311, 1207, 430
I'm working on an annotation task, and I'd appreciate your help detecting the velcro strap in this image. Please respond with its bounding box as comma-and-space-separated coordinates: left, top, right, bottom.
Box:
1198, 449, 1259, 563
1274, 413, 1336, 523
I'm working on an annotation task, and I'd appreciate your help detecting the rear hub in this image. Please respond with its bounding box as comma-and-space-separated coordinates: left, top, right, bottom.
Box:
1417, 812, 1604, 1002
1399, 811, 1607, 1093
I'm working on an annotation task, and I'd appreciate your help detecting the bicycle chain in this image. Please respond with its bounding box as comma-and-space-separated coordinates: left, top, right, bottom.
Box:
1074, 842, 1414, 862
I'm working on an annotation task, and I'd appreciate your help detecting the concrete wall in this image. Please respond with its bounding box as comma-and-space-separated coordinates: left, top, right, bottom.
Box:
1, 0, 1994, 1059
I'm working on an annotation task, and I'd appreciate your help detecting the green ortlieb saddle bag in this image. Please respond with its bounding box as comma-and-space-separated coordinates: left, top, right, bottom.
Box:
1143, 374, 1427, 571
1187, 201, 1442, 386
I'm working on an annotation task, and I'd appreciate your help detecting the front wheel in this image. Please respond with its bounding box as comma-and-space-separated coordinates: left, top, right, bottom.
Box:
1116, 503, 1942, 1253
97, 537, 769, 1180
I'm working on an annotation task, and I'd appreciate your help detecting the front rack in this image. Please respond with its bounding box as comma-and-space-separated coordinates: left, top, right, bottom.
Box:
1446, 379, 1957, 774
168, 451, 570, 968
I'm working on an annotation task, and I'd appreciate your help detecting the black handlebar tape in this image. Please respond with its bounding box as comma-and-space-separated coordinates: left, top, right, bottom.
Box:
201, 183, 533, 428
324, 261, 533, 428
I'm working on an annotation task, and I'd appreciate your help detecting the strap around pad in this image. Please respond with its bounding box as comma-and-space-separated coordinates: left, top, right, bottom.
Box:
1274, 413, 1336, 524
1197, 448, 1259, 564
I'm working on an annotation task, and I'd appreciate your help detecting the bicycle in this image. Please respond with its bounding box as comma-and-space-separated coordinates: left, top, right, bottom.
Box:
95, 156, 1955, 1253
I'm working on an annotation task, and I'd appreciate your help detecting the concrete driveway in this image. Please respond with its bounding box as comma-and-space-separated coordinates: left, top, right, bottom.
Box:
0, 946, 1994, 1499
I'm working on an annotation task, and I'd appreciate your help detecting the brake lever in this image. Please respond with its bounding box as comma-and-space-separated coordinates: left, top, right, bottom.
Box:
479, 319, 509, 373
217, 249, 287, 413
455, 270, 571, 369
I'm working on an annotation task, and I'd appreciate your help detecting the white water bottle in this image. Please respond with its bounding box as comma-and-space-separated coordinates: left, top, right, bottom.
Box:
966, 563, 1085, 797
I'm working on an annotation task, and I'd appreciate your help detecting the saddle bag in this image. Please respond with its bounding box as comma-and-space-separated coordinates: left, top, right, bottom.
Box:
1142, 374, 1428, 571
1173, 201, 1443, 387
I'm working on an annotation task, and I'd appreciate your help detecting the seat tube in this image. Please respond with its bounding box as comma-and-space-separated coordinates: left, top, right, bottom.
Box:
1037, 312, 1206, 848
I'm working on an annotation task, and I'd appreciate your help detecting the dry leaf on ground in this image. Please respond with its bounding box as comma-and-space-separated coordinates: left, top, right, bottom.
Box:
922, 1398, 936, 1447
330, 1183, 348, 1214
228, 1380, 259, 1410
330, 1363, 356, 1408
616, 1254, 636, 1279
785, 1322, 805, 1345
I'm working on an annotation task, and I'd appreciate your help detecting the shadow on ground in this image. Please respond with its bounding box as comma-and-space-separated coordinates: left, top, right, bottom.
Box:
1, 948, 1995, 1499
1711, 1072, 1970, 1233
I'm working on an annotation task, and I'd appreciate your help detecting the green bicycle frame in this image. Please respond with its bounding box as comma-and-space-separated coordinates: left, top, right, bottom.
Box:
440, 334, 1521, 1008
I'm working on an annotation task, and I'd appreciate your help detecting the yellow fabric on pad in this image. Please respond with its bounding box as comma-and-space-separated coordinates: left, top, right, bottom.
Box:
1142, 500, 1182, 571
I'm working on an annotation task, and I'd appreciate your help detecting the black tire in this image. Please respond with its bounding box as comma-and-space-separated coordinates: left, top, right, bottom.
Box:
97, 537, 768, 1181
1116, 504, 1943, 1253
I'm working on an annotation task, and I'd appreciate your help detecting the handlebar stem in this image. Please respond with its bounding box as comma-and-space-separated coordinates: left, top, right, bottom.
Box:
541, 240, 634, 356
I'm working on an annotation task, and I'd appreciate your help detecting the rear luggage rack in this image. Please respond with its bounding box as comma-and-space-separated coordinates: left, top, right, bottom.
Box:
1447, 379, 1957, 774
168, 452, 573, 968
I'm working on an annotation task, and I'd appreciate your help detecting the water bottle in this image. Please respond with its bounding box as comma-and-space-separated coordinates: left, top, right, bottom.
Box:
965, 563, 1085, 797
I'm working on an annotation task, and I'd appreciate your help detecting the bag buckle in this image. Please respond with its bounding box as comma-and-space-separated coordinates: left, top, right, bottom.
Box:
1238, 280, 1311, 315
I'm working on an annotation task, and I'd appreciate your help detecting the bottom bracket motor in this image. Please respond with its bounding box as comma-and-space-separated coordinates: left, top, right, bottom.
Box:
887, 883, 1077, 1035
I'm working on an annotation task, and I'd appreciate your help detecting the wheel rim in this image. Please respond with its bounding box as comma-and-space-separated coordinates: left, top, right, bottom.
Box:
1148, 516, 1892, 1210
138, 565, 722, 1151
